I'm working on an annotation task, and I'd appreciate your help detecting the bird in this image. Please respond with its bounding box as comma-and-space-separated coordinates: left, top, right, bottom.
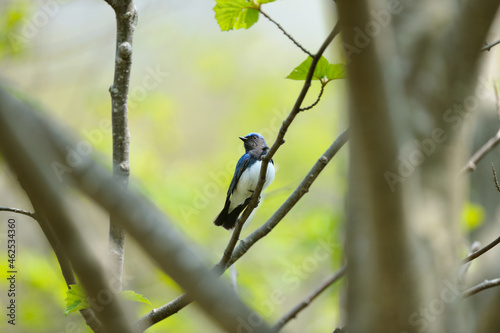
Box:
213, 133, 275, 230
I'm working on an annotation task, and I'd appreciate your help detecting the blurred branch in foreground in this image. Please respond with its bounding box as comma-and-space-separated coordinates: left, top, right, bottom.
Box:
0, 85, 274, 333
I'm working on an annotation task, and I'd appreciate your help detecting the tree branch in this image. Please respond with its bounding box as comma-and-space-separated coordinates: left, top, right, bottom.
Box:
273, 265, 347, 331
462, 235, 500, 264
0, 203, 102, 330
0, 88, 132, 332
461, 84, 500, 174
104, 0, 138, 290
134, 210, 249, 331
259, 9, 313, 57
0, 207, 35, 219
236, 20, 342, 237
492, 162, 500, 192
299, 84, 325, 112
116, 19, 343, 333
134, 128, 348, 330
463, 278, 500, 298
482, 39, 500, 52
0, 86, 275, 333
461, 130, 500, 173
228, 128, 349, 266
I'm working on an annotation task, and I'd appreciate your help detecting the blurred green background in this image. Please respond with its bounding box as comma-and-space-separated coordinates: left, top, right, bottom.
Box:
0, 0, 348, 332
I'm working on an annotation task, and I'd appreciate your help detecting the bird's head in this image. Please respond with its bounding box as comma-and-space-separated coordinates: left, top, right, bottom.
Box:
239, 133, 269, 153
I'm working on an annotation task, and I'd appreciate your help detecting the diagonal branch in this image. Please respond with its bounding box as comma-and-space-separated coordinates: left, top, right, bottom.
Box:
0, 86, 275, 333
462, 235, 500, 264
236, 20, 342, 238
134, 129, 349, 331
134, 211, 249, 331
0, 88, 132, 332
273, 265, 347, 331
229, 129, 349, 266
0, 207, 35, 219
0, 204, 102, 330
134, 19, 342, 332
463, 278, 500, 298
482, 39, 500, 52
461, 84, 500, 174
259, 9, 313, 57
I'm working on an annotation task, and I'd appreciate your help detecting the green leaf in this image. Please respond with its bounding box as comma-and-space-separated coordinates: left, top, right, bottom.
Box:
64, 285, 151, 316
461, 202, 485, 232
214, 0, 260, 31
64, 284, 89, 316
120, 290, 151, 305
256, 0, 276, 3
287, 56, 347, 83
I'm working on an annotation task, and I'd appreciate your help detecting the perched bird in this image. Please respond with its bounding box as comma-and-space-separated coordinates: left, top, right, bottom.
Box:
213, 133, 275, 230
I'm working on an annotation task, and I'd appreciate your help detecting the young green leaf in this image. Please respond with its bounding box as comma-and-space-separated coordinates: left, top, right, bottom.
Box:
214, 0, 260, 31
120, 290, 151, 305
287, 56, 346, 83
64, 284, 151, 316
64, 284, 89, 316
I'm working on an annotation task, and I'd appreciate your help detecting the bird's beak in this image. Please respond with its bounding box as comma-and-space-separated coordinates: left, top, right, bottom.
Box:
239, 136, 247, 141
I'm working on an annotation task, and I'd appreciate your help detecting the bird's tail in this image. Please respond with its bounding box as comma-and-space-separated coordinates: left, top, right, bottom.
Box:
213, 204, 245, 230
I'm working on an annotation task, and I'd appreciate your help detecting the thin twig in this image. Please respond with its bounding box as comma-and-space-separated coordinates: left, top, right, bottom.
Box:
459, 241, 481, 284
259, 9, 313, 57
461, 83, 500, 174
494, 84, 500, 122
493, 163, 500, 192
299, 84, 325, 111
0, 207, 36, 219
273, 265, 346, 331
463, 278, 500, 297
482, 39, 500, 52
0, 205, 102, 330
460, 131, 500, 173
462, 235, 500, 264
213, 216, 247, 273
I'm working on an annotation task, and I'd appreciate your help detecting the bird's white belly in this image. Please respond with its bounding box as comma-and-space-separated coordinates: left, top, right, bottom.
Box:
229, 160, 275, 212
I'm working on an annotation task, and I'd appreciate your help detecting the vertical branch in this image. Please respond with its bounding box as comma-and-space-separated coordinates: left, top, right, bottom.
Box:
104, 0, 138, 289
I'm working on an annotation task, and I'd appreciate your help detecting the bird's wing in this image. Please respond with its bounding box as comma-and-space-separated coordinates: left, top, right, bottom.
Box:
227, 153, 251, 198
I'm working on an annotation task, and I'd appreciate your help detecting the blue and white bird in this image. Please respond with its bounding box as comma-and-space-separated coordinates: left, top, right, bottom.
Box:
213, 133, 275, 230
